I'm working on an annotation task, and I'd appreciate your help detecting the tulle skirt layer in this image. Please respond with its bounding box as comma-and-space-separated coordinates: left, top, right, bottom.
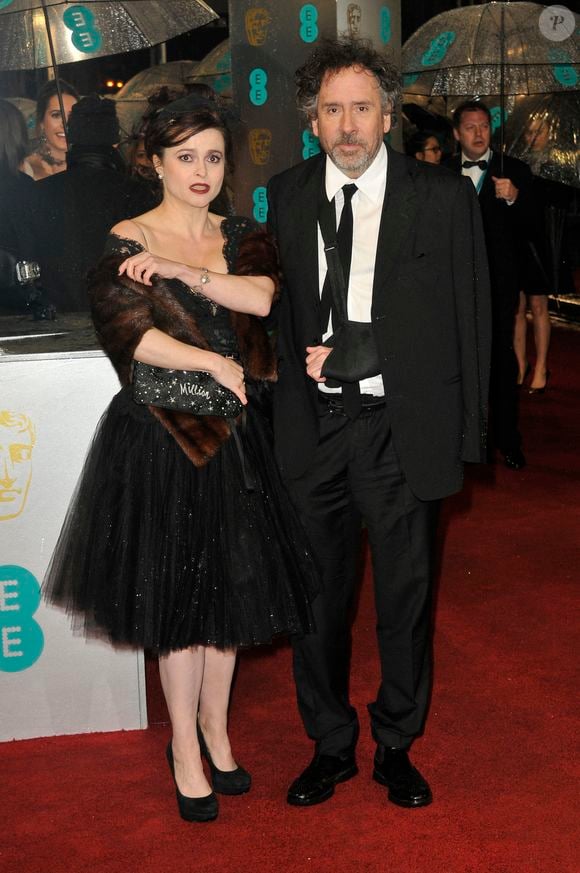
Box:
43, 387, 318, 653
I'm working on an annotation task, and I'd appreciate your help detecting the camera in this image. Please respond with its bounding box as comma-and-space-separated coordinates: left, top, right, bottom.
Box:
0, 250, 56, 320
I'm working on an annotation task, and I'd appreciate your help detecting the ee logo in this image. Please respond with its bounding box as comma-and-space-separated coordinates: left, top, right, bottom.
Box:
0, 565, 44, 673
62, 5, 103, 54
252, 187, 268, 224
489, 106, 507, 133
302, 130, 320, 159
299, 5, 318, 43
249, 68, 268, 106
548, 49, 578, 87
380, 7, 392, 45
421, 31, 456, 67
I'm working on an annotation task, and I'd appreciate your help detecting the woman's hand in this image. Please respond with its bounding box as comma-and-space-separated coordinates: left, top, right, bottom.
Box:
209, 354, 247, 405
118, 251, 185, 286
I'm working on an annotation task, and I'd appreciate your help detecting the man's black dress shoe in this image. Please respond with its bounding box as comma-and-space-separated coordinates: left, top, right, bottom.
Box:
372, 746, 432, 808
501, 448, 526, 470
287, 753, 358, 806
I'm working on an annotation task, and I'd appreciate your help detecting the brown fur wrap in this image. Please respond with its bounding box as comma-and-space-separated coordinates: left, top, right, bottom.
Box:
88, 232, 278, 467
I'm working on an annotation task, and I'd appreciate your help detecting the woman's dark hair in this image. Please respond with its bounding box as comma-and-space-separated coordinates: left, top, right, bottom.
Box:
296, 37, 401, 119
0, 99, 30, 175
144, 95, 234, 175
35, 78, 79, 126
405, 130, 440, 158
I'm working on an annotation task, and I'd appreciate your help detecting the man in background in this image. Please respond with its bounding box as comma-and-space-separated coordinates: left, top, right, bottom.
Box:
447, 101, 534, 470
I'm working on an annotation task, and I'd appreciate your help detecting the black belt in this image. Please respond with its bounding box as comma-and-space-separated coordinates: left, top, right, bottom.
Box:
318, 392, 386, 412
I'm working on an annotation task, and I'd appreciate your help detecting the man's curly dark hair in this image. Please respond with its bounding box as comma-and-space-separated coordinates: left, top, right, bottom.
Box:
296, 37, 401, 121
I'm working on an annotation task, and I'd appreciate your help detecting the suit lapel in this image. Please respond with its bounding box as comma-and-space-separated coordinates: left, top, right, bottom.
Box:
290, 158, 324, 318
372, 148, 418, 306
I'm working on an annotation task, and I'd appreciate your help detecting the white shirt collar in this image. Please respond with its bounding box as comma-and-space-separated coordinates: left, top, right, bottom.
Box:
325, 142, 387, 203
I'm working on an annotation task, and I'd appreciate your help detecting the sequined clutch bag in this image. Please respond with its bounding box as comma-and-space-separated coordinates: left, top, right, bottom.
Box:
132, 361, 243, 417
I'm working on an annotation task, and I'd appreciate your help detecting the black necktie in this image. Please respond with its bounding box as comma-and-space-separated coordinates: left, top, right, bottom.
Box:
336, 184, 361, 420
462, 159, 487, 170
336, 183, 357, 284
320, 184, 357, 329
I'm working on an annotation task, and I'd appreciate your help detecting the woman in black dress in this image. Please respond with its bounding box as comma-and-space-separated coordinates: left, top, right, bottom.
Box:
43, 95, 317, 822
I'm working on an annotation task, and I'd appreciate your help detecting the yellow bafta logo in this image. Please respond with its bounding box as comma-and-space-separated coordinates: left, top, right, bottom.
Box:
245, 8, 272, 46
0, 411, 36, 521
249, 128, 272, 165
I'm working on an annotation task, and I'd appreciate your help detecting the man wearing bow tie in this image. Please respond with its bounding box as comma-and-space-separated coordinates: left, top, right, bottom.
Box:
268, 40, 491, 811
448, 101, 534, 471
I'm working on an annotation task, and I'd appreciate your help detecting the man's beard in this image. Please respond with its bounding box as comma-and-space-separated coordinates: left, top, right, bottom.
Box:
329, 134, 377, 175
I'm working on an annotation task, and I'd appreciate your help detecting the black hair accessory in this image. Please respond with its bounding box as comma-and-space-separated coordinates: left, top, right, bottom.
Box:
158, 93, 238, 126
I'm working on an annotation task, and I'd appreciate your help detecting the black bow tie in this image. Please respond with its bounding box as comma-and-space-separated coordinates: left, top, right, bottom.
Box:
462, 159, 488, 170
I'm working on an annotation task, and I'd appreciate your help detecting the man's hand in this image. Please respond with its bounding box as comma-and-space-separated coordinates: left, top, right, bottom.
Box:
305, 345, 333, 382
491, 176, 519, 203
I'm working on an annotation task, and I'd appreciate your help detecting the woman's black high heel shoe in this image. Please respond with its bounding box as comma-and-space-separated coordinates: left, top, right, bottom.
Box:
197, 723, 252, 795
528, 369, 551, 395
166, 742, 218, 822
517, 362, 531, 388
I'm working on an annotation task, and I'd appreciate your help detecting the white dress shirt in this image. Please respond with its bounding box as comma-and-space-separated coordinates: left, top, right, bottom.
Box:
461, 148, 491, 194
318, 143, 387, 396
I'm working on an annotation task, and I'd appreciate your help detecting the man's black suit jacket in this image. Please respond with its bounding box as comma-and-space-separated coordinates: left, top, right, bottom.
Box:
446, 153, 534, 300
267, 147, 491, 501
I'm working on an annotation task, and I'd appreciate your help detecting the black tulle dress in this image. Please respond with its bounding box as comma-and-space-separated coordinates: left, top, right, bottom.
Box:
43, 221, 318, 654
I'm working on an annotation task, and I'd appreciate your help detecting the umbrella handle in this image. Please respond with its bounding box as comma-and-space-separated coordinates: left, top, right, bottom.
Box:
499, 3, 505, 175
40, 0, 69, 150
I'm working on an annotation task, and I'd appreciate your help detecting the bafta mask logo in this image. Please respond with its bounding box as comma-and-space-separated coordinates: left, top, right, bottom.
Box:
347, 3, 362, 38
249, 128, 272, 165
0, 411, 36, 521
245, 8, 273, 46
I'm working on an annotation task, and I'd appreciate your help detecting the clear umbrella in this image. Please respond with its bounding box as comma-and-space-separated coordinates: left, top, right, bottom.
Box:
0, 1, 217, 71
186, 38, 231, 99
0, 0, 216, 149
402, 2, 578, 97
402, 2, 579, 167
506, 92, 580, 189
113, 60, 198, 137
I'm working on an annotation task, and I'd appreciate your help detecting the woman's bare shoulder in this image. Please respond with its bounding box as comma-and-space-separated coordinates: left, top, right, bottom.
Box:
110, 217, 150, 247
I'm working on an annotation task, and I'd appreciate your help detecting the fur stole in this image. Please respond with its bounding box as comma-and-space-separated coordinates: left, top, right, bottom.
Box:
88, 240, 277, 467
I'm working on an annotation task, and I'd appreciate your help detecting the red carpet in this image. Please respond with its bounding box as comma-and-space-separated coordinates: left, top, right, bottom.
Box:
3, 324, 579, 873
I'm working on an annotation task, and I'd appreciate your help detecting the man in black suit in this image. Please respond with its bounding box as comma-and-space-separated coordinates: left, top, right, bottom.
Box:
267, 39, 491, 809
447, 100, 533, 470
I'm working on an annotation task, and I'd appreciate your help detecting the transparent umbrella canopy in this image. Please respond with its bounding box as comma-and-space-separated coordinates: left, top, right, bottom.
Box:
0, 0, 217, 71
113, 59, 198, 137
402, 2, 579, 98
186, 38, 231, 99
506, 92, 580, 189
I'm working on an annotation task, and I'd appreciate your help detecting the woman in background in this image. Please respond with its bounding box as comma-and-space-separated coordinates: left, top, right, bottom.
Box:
28, 79, 79, 180
405, 130, 442, 165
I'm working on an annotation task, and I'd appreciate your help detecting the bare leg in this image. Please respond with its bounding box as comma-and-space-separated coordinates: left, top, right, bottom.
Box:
513, 291, 529, 384
198, 647, 238, 771
529, 295, 551, 389
159, 646, 212, 797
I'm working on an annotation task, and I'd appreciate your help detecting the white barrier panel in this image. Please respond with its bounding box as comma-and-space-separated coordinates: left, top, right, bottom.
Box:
0, 351, 147, 741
